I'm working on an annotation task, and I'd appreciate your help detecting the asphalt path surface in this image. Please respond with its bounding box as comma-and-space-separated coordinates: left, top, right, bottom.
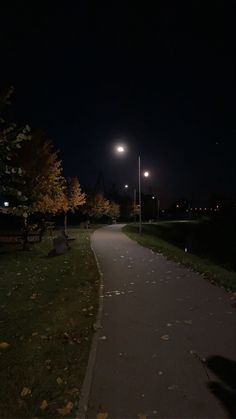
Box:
87, 224, 236, 418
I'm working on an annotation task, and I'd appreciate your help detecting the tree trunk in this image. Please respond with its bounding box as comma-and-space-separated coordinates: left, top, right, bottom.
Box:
22, 215, 29, 250
39, 219, 45, 242
64, 212, 68, 235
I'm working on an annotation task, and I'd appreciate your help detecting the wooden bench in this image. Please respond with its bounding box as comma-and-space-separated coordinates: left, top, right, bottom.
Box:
0, 230, 41, 245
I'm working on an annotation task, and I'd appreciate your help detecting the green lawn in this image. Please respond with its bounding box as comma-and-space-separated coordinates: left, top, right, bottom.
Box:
123, 223, 236, 291
0, 227, 100, 418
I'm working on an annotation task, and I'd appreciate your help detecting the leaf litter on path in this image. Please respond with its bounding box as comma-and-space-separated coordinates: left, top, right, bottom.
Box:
161, 335, 170, 341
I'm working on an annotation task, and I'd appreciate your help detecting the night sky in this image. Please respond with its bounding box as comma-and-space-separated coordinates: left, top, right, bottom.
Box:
1, 2, 235, 206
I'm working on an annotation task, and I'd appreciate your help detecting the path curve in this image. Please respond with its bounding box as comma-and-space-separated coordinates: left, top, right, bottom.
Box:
87, 224, 236, 418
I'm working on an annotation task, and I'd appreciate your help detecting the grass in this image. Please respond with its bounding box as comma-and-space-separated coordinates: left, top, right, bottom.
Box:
0, 227, 100, 418
123, 223, 236, 292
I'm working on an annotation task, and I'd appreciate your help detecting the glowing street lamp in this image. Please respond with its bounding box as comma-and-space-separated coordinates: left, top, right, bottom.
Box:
4, 201, 9, 207
116, 145, 125, 153
115, 144, 150, 234
124, 184, 129, 189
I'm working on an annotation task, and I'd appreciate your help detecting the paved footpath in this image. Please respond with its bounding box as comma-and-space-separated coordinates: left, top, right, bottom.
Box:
86, 225, 236, 418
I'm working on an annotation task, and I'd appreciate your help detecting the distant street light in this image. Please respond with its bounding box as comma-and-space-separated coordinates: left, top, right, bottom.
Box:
4, 201, 9, 207
151, 195, 160, 219
124, 184, 129, 189
116, 144, 150, 234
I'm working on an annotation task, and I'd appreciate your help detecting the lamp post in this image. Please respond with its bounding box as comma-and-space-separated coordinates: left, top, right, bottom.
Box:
152, 195, 160, 219
116, 145, 149, 234
138, 155, 141, 233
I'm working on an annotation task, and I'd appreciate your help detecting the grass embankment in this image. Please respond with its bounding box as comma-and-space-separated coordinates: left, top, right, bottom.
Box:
123, 222, 236, 291
0, 227, 100, 418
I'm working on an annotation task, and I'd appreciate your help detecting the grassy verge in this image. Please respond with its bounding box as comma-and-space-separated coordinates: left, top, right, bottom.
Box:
0, 227, 100, 418
123, 224, 236, 291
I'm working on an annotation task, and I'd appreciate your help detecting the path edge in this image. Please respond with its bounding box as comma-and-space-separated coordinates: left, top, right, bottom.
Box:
76, 233, 104, 419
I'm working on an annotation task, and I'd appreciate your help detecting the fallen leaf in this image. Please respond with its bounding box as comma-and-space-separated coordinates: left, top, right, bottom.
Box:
40, 400, 48, 410
57, 401, 73, 416
21, 387, 31, 397
161, 335, 169, 341
168, 384, 178, 391
56, 377, 63, 385
0, 342, 10, 349
97, 413, 108, 419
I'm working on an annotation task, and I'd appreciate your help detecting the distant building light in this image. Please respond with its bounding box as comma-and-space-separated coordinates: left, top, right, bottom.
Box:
124, 184, 128, 189
216, 205, 219, 209
199, 208, 202, 211
176, 204, 179, 208
152, 196, 155, 200
190, 208, 193, 211
186, 209, 189, 212
204, 208, 207, 211
195, 207, 197, 211
4, 201, 9, 207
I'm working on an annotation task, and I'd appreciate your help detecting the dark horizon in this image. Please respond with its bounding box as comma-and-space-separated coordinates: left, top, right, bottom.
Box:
1, 2, 235, 207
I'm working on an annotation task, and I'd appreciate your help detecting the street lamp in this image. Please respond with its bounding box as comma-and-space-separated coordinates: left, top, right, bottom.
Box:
151, 195, 160, 219
117, 145, 125, 153
124, 184, 129, 189
116, 145, 149, 234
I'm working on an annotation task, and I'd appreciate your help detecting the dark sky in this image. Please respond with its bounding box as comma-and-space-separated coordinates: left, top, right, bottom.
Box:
1, 2, 235, 206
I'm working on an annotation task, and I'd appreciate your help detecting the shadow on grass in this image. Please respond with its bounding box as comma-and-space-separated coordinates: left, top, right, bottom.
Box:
206, 356, 236, 418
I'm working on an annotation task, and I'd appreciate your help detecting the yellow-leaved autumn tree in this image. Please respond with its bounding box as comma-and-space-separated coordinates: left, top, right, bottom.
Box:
15, 130, 67, 247
16, 130, 67, 215
84, 193, 110, 219
107, 201, 120, 221
0, 86, 31, 204
64, 177, 86, 233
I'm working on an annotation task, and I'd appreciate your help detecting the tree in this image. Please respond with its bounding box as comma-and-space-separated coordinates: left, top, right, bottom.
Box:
64, 177, 86, 232
14, 130, 68, 247
84, 193, 110, 219
107, 201, 120, 221
16, 130, 67, 214
0, 87, 31, 205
